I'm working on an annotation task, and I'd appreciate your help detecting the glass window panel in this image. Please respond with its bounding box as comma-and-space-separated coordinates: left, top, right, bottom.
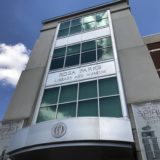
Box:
96, 11, 108, 20
79, 80, 97, 100
97, 47, 113, 61
53, 47, 66, 58
65, 54, 80, 67
37, 105, 56, 123
96, 18, 108, 28
58, 28, 69, 37
57, 102, 76, 119
50, 57, 64, 70
83, 22, 96, 31
59, 84, 78, 103
41, 87, 59, 106
70, 25, 82, 34
67, 44, 80, 55
60, 21, 70, 29
99, 77, 119, 96
81, 50, 96, 64
71, 18, 82, 26
83, 15, 95, 23
78, 99, 98, 117
82, 40, 96, 52
97, 37, 112, 48
100, 96, 122, 117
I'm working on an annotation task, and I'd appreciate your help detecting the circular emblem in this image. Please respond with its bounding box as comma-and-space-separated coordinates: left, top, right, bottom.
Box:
51, 122, 67, 138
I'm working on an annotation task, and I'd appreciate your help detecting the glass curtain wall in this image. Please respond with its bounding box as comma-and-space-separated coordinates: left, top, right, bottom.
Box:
37, 76, 122, 123
36, 10, 124, 123
58, 11, 108, 38
50, 36, 113, 70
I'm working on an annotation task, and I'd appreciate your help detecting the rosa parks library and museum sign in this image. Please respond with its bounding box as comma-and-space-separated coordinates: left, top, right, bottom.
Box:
46, 61, 116, 86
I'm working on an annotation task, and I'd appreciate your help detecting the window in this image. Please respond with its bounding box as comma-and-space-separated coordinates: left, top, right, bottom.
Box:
70, 18, 82, 35
60, 21, 70, 29
99, 77, 119, 96
37, 105, 56, 123
37, 77, 122, 123
65, 54, 80, 67
40, 87, 59, 106
50, 36, 113, 71
59, 84, 77, 103
50, 57, 64, 70
96, 11, 108, 28
58, 21, 70, 37
67, 44, 80, 55
81, 50, 96, 64
82, 40, 96, 52
79, 80, 97, 99
100, 96, 122, 117
57, 102, 76, 119
53, 47, 66, 58
57, 11, 109, 38
70, 25, 82, 34
97, 37, 112, 48
78, 99, 98, 117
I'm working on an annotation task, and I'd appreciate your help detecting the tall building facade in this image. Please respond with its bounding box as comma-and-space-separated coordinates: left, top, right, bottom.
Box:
1, 0, 160, 160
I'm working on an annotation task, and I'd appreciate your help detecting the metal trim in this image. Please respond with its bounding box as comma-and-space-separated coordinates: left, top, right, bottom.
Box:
9, 141, 133, 156
108, 10, 128, 118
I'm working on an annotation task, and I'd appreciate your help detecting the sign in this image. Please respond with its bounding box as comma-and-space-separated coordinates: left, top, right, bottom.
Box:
46, 61, 116, 86
132, 102, 160, 160
51, 122, 67, 138
0, 120, 23, 155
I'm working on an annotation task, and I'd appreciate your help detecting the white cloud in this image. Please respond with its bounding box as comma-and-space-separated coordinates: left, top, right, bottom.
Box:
0, 43, 30, 86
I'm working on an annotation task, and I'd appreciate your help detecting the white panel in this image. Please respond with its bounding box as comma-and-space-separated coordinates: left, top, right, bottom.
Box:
82, 27, 110, 42
68, 34, 82, 44
55, 27, 110, 48
82, 30, 99, 41
96, 27, 110, 38
55, 37, 67, 47
46, 61, 116, 86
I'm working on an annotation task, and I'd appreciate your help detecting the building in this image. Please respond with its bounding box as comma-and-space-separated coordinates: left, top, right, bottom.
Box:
1, 0, 160, 160
144, 34, 160, 78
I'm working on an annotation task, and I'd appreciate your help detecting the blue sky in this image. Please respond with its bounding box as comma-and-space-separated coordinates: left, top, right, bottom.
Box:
0, 0, 160, 121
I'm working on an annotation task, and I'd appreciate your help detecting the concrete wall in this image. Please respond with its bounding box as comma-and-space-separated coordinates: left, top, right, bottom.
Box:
112, 9, 160, 160
4, 28, 57, 121
112, 9, 160, 104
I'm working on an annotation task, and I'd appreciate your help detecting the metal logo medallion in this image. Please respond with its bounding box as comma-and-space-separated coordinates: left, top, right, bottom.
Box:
51, 122, 67, 138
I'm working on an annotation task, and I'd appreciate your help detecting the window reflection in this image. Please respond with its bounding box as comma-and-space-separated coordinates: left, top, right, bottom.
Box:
96, 11, 108, 21
37, 106, 56, 123
50, 36, 113, 71
57, 103, 76, 118
97, 48, 113, 60
58, 10, 108, 38
97, 19, 108, 28
83, 22, 96, 31
97, 37, 112, 48
83, 15, 95, 23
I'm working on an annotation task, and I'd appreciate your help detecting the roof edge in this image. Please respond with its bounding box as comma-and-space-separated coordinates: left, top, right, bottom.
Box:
42, 0, 128, 24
